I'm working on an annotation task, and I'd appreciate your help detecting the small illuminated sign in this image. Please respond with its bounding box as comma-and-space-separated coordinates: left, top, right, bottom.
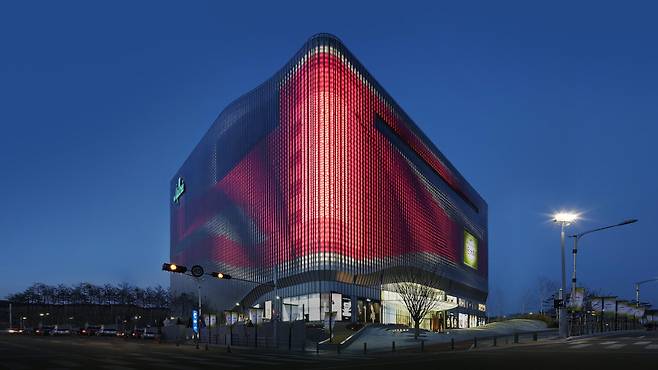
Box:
342, 297, 352, 321
173, 177, 185, 204
463, 229, 478, 269
192, 310, 199, 334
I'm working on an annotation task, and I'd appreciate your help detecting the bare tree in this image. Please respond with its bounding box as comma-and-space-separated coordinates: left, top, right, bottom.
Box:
536, 277, 559, 314
5, 282, 171, 309
391, 269, 443, 339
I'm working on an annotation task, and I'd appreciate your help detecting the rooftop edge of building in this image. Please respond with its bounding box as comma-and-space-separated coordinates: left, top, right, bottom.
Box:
171, 33, 487, 212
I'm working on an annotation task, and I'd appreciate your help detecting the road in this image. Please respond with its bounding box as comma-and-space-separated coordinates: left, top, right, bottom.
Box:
0, 331, 657, 369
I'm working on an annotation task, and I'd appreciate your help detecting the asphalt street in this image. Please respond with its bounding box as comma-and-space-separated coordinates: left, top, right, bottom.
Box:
0, 331, 657, 370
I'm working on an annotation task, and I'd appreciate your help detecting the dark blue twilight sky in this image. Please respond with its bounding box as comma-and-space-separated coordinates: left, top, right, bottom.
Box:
1, 1, 657, 314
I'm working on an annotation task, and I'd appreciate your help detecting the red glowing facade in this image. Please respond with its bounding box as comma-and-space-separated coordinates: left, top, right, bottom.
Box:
171, 34, 487, 321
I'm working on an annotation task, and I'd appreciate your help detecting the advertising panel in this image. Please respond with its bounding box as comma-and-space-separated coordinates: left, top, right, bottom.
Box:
463, 230, 478, 269
342, 297, 352, 321
192, 310, 199, 334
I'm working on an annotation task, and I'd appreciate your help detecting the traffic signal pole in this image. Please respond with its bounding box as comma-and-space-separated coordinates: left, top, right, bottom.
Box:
196, 278, 202, 349
162, 261, 276, 348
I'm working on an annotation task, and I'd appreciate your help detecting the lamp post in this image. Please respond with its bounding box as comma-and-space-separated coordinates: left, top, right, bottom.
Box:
553, 212, 579, 338
569, 219, 637, 308
635, 278, 658, 307
567, 219, 637, 336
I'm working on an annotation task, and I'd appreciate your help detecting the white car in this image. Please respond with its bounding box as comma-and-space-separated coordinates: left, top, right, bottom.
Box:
97, 328, 118, 337
142, 329, 157, 339
51, 328, 71, 336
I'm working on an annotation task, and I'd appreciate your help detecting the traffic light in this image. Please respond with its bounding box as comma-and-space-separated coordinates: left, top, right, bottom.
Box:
211, 272, 231, 279
162, 263, 187, 273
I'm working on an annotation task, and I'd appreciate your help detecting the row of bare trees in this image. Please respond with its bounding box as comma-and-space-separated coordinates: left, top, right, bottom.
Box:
5, 282, 170, 308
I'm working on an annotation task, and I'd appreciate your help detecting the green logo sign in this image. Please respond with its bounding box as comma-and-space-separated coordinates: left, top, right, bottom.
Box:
463, 230, 478, 269
173, 177, 185, 204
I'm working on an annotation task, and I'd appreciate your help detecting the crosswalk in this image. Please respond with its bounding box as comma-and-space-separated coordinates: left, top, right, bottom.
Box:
566, 338, 658, 351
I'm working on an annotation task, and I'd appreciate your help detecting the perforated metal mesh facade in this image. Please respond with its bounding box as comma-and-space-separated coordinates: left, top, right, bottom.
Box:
170, 34, 488, 311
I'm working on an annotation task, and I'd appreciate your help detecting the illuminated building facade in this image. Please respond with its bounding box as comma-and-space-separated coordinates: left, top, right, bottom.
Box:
170, 34, 488, 329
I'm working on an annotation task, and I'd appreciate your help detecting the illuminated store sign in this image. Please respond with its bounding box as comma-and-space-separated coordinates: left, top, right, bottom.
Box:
463, 230, 478, 269
341, 297, 352, 321
173, 177, 185, 204
192, 310, 199, 333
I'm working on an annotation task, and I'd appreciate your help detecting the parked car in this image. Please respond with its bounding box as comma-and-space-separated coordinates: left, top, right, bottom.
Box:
79, 326, 101, 336
34, 326, 54, 336
97, 328, 117, 337
3, 328, 24, 334
142, 328, 157, 339
51, 328, 71, 336
129, 329, 143, 339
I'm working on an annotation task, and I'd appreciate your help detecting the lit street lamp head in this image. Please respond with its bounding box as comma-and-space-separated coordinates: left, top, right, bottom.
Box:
553, 212, 579, 224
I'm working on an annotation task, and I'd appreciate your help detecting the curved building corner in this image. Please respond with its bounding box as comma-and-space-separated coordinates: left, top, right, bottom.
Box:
170, 33, 488, 330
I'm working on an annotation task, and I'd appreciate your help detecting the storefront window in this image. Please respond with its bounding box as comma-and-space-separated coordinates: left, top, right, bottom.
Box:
458, 313, 468, 328
469, 315, 478, 328
264, 300, 272, 320
331, 293, 342, 321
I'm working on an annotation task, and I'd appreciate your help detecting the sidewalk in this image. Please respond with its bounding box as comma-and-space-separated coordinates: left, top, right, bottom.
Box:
342, 319, 554, 353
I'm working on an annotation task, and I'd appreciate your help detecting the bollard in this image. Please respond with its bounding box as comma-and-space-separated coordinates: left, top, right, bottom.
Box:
316, 342, 319, 354
227, 345, 231, 353
392, 341, 396, 352
473, 337, 477, 349
337, 344, 341, 354
493, 336, 497, 347
533, 332, 538, 341
451, 338, 455, 351
205, 343, 208, 351
364, 342, 367, 354
514, 333, 519, 344
421, 340, 424, 352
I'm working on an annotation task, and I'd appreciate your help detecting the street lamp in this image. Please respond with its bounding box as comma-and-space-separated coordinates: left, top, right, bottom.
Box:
567, 218, 637, 335
553, 211, 579, 338
635, 278, 658, 307
569, 219, 638, 308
